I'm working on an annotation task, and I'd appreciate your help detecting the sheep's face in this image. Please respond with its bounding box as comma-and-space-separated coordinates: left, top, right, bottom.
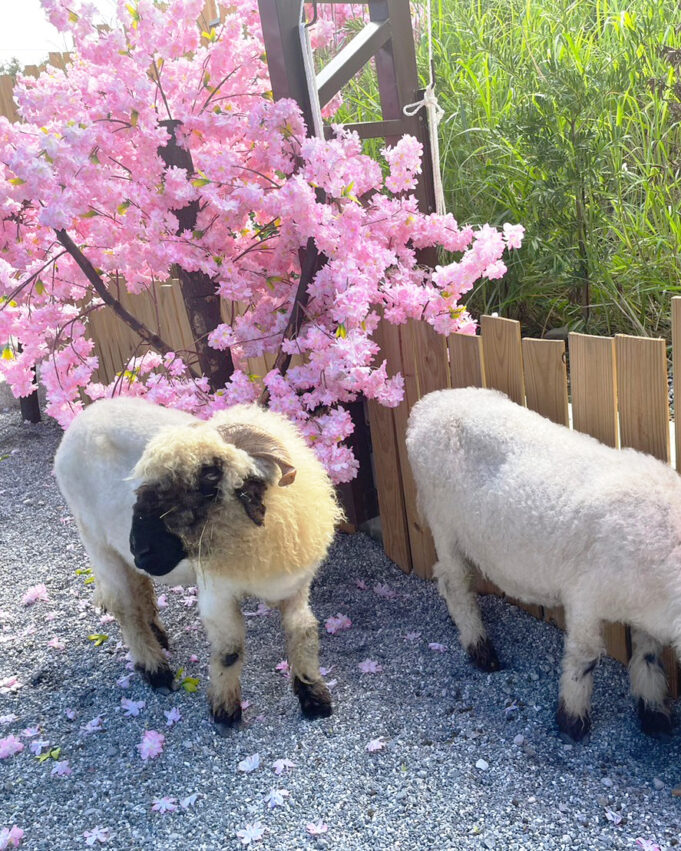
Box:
129, 421, 296, 576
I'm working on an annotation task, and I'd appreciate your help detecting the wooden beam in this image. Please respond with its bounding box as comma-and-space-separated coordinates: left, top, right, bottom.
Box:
323, 119, 403, 140
317, 20, 392, 106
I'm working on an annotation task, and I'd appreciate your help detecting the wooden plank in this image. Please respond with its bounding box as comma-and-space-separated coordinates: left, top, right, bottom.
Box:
569, 333, 619, 448
480, 315, 524, 404
367, 325, 411, 572
672, 298, 681, 476
615, 334, 670, 463
0, 75, 18, 122
568, 332, 628, 664
615, 332, 676, 693
448, 332, 484, 389
392, 321, 438, 579
410, 319, 450, 397
522, 338, 569, 426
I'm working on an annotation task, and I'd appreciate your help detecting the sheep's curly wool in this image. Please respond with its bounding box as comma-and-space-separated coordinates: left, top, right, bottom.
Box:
407, 386, 681, 740
54, 397, 342, 727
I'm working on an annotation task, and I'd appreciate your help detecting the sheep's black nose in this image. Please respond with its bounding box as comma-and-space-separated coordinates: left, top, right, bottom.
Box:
130, 511, 187, 576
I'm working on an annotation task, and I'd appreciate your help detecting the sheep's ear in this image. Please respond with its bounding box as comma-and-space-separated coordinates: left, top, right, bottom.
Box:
217, 424, 296, 487
235, 476, 268, 526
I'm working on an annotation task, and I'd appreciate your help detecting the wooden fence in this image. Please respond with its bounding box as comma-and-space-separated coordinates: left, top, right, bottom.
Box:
368, 301, 681, 695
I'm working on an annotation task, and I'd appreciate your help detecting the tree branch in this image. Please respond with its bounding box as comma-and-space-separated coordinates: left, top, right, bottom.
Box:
54, 228, 176, 358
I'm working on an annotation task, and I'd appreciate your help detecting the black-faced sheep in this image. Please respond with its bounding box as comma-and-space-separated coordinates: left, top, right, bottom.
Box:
54, 397, 343, 730
406, 386, 681, 741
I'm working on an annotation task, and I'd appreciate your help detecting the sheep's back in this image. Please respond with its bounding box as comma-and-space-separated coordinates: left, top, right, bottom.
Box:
407, 387, 681, 613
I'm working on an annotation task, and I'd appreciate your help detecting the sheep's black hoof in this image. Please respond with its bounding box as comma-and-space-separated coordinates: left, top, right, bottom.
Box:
150, 621, 170, 650
557, 701, 591, 742
638, 699, 673, 740
137, 663, 174, 694
468, 637, 501, 672
211, 705, 242, 735
294, 677, 333, 720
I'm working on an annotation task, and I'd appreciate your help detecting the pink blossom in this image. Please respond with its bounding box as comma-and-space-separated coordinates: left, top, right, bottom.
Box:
366, 737, 387, 753
0, 735, 24, 758
51, 760, 72, 777
47, 637, 65, 650
264, 788, 290, 809
151, 796, 178, 814
275, 660, 290, 677
428, 643, 447, 653
116, 674, 133, 688
306, 822, 329, 836
81, 716, 104, 734
82, 826, 110, 845
29, 739, 49, 756
236, 822, 266, 845
373, 583, 396, 599
138, 730, 165, 761
164, 707, 182, 727
358, 659, 383, 674
0, 826, 24, 849
180, 793, 198, 810
636, 841, 661, 851
0, 0, 520, 487
21, 584, 49, 606
0, 677, 22, 695
21, 727, 39, 738
354, 579, 368, 590
272, 758, 296, 775
325, 613, 351, 634
156, 594, 168, 609
121, 698, 145, 717
237, 753, 260, 773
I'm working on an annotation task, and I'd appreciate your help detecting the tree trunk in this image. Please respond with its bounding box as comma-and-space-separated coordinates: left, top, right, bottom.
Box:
158, 119, 233, 390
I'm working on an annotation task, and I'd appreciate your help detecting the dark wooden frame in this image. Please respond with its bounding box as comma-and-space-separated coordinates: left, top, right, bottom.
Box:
257, 0, 437, 535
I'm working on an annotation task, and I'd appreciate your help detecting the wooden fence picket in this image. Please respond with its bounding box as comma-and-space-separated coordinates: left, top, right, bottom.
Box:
569, 332, 629, 665
448, 332, 484, 389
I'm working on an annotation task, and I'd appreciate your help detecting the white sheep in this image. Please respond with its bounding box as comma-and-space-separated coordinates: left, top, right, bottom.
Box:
406, 386, 681, 741
54, 397, 343, 730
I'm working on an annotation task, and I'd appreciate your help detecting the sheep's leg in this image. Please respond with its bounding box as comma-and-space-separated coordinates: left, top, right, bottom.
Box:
277, 586, 332, 720
629, 628, 671, 738
432, 543, 500, 672
557, 606, 604, 742
80, 531, 173, 692
197, 577, 244, 733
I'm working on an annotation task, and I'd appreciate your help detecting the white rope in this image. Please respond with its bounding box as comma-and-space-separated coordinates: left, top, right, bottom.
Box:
402, 0, 447, 215
299, 6, 325, 139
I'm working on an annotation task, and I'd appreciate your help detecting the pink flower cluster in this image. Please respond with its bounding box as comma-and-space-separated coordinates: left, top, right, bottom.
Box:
0, 0, 522, 483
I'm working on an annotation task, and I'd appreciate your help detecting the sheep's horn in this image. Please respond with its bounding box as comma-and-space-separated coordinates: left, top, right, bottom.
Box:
216, 424, 297, 486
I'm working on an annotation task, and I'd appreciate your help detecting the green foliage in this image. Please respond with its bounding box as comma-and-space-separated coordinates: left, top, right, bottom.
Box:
337, 0, 681, 337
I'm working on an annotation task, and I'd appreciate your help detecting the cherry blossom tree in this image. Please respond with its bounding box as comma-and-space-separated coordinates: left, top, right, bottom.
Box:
0, 0, 522, 482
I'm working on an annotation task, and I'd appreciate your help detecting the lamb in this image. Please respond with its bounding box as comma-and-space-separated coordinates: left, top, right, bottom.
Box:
406, 386, 681, 741
54, 397, 343, 731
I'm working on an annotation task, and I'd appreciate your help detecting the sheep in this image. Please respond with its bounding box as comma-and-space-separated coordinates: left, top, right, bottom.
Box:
406, 386, 681, 742
54, 396, 343, 730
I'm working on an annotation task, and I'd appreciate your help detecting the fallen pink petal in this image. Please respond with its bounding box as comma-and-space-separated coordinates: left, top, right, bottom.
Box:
0, 735, 24, 759
358, 659, 383, 674
21, 584, 49, 606
137, 730, 165, 761
0, 825, 24, 848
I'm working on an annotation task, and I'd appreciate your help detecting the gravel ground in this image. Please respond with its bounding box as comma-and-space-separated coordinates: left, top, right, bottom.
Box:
1, 389, 681, 851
